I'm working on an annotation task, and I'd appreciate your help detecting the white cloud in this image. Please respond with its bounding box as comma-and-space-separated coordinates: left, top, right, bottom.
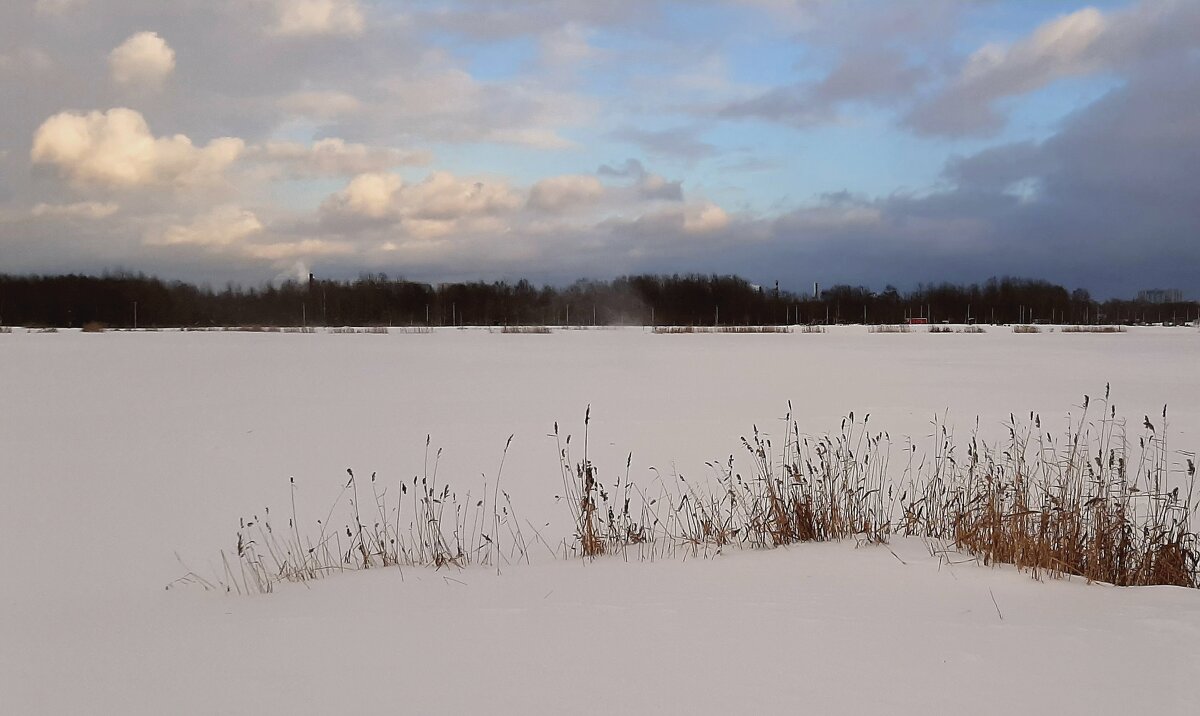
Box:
243, 239, 354, 261
249, 138, 430, 178
605, 200, 734, 241
147, 207, 356, 265
403, 171, 523, 221
683, 202, 730, 234
960, 9, 1108, 96
35, 0, 86, 17
278, 90, 363, 120
31, 108, 243, 189
31, 201, 119, 220
150, 206, 264, 247
324, 171, 522, 223
109, 32, 176, 90
324, 171, 404, 219
527, 175, 604, 212
271, 0, 365, 38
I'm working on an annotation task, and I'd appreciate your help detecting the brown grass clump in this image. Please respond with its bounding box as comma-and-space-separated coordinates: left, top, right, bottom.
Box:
501, 325, 552, 334
0, 326, 12, 334
328, 326, 389, 334
1013, 324, 1041, 333
869, 324, 910, 333
195, 389, 1197, 594
554, 405, 892, 561
183, 435, 529, 594
902, 387, 1197, 587
81, 321, 106, 333
1062, 325, 1127, 333
553, 393, 1196, 584
555, 407, 650, 559
652, 325, 792, 334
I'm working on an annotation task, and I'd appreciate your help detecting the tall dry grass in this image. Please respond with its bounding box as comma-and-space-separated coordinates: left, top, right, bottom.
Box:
198, 390, 1197, 594
1062, 325, 1127, 333
328, 326, 389, 334
652, 325, 793, 334
900, 388, 1195, 586
554, 392, 1197, 585
184, 435, 529, 594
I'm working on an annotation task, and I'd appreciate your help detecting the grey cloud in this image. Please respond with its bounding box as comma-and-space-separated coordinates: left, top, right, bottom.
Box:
815, 50, 928, 103
904, 1, 1200, 137
596, 158, 683, 201
637, 177, 683, 202
597, 158, 647, 178
608, 126, 718, 161
716, 0, 967, 126
720, 49, 926, 125
720, 58, 1200, 297
415, 0, 664, 41
941, 142, 1045, 192
2, 0, 1196, 300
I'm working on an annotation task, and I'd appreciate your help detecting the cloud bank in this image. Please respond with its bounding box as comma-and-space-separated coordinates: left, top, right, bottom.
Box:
0, 0, 1196, 298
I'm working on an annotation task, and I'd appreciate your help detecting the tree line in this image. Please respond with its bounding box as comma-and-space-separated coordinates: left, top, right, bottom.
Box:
0, 272, 1194, 328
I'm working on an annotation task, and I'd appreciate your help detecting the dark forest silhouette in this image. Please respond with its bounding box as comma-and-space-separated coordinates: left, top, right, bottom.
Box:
0, 272, 1194, 328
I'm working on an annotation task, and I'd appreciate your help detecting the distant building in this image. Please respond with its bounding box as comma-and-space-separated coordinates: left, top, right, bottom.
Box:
1136, 289, 1184, 303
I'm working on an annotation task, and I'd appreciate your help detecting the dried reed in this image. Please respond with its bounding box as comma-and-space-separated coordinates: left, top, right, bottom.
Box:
202, 390, 1198, 594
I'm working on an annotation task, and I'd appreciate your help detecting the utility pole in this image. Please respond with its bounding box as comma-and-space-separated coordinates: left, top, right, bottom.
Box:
133, 301, 137, 330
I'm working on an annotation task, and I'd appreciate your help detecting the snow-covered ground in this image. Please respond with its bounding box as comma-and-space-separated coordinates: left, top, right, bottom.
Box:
2, 326, 1198, 714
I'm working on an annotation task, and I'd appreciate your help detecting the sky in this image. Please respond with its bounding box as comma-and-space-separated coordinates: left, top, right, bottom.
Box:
0, 0, 1197, 297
